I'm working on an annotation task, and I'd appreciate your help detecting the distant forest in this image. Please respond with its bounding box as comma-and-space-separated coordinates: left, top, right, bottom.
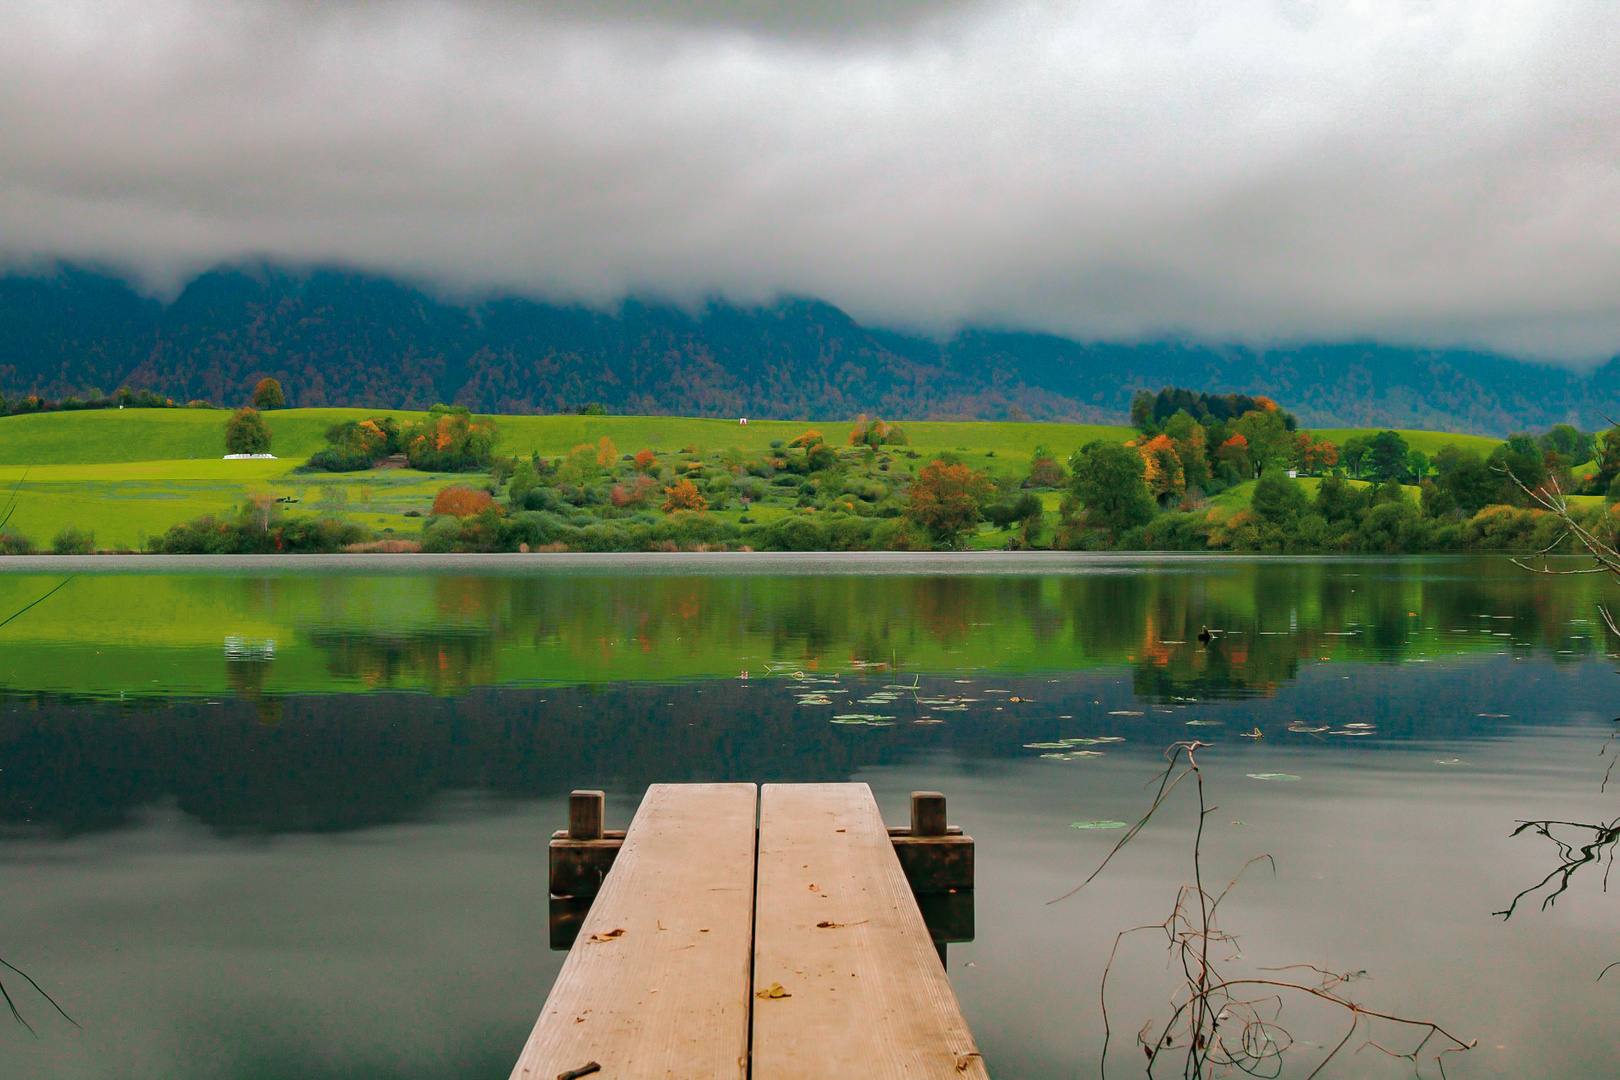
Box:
4, 263, 1620, 434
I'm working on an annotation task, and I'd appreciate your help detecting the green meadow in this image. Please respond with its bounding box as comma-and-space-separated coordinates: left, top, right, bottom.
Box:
0, 408, 1508, 549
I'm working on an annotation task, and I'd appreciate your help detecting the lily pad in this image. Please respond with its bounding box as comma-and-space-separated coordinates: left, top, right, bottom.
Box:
831, 713, 895, 726
1025, 736, 1125, 749
1247, 772, 1302, 782
1070, 820, 1128, 830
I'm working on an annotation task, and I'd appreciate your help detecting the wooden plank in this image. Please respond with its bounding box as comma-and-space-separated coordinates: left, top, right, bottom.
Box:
509, 783, 758, 1080
752, 783, 989, 1079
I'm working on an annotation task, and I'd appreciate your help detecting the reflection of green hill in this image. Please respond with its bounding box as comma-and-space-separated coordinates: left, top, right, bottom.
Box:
0, 557, 1608, 701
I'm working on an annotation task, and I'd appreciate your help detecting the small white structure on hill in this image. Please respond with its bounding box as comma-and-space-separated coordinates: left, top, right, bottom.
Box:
223, 454, 278, 460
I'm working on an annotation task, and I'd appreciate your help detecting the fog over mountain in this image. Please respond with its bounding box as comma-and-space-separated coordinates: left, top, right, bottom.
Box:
4, 1, 1620, 365
5, 263, 1619, 435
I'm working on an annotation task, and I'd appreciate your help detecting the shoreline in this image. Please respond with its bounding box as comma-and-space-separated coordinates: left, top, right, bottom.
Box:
0, 549, 1492, 575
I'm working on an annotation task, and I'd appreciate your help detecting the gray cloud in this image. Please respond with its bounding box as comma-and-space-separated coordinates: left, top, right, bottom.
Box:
3, 0, 1620, 361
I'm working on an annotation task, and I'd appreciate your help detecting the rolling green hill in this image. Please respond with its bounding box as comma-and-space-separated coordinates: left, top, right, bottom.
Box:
0, 408, 1513, 549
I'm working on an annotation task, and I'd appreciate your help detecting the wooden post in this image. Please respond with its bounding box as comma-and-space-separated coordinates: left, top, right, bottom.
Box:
911, 791, 947, 837
890, 790, 974, 894
570, 790, 605, 840
550, 789, 624, 899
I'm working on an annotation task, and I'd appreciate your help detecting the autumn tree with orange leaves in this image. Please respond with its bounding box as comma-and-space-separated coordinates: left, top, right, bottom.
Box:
431, 485, 498, 517
849, 415, 909, 448
1135, 433, 1186, 506
662, 479, 709, 514
906, 459, 993, 547
1292, 433, 1339, 475
401, 405, 497, 471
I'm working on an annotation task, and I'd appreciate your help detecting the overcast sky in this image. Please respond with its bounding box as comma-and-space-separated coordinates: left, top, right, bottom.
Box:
3, 0, 1619, 361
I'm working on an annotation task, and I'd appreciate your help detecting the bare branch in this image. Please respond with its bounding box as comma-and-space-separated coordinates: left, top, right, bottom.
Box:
1084, 746, 1471, 1078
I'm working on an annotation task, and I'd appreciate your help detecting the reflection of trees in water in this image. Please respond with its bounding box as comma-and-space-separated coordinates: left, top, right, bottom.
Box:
308, 630, 499, 693
257, 563, 1619, 700
225, 659, 282, 726
1078, 562, 1610, 701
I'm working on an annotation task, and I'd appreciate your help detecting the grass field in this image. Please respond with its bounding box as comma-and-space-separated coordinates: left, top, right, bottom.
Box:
1306, 428, 1502, 458
0, 408, 1514, 549
0, 409, 1136, 467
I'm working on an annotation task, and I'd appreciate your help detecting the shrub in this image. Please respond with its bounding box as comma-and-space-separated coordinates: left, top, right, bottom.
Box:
146, 504, 368, 554
662, 479, 708, 514
432, 485, 497, 518
224, 407, 272, 454
305, 448, 375, 472
1026, 457, 1066, 488
848, 415, 910, 448
611, 474, 660, 509
985, 492, 1042, 529
1251, 473, 1309, 522
51, 527, 95, 555
634, 449, 658, 472
402, 405, 497, 472
0, 531, 37, 556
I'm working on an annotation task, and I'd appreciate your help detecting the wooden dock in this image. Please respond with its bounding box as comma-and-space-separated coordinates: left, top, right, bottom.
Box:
510, 782, 985, 1079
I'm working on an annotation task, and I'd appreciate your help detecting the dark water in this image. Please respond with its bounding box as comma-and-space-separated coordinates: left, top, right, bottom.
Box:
3, 555, 1618, 1078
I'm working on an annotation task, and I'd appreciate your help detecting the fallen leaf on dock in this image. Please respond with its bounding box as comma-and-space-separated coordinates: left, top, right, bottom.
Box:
556, 1062, 601, 1080
756, 982, 792, 999
587, 928, 627, 942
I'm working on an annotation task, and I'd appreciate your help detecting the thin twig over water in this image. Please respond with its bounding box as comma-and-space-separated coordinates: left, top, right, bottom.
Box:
0, 572, 80, 1033
1062, 741, 1473, 1078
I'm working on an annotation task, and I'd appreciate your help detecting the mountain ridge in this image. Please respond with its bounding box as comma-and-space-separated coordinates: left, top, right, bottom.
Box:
2, 263, 1616, 435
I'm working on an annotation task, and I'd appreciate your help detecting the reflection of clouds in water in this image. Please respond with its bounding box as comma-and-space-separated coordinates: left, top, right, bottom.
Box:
3, 803, 561, 1080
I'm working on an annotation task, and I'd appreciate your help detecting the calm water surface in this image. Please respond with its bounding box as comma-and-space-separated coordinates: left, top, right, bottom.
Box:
2, 555, 1617, 1078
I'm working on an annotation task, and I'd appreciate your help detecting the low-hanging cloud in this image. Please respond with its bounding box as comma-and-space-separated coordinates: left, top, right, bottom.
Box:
3, 0, 1620, 361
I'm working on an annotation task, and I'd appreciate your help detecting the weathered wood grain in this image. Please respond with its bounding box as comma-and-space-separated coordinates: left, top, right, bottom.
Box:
509, 783, 757, 1080
752, 782, 989, 1079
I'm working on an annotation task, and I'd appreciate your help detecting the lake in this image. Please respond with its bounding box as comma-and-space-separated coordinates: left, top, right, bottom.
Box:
2, 553, 1617, 1078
